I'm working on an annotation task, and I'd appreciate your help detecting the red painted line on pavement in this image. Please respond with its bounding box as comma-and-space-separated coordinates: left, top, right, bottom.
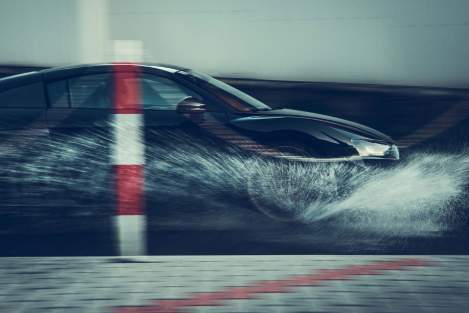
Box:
113, 258, 430, 313
115, 165, 144, 215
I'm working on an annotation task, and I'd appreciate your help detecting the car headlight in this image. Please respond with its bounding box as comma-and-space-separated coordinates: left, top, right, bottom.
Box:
351, 139, 399, 160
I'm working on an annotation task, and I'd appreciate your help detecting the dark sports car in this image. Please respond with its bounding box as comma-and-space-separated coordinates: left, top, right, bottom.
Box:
0, 63, 398, 161
0, 63, 398, 221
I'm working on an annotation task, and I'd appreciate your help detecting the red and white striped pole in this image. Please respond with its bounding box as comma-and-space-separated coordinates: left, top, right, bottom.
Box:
112, 63, 146, 256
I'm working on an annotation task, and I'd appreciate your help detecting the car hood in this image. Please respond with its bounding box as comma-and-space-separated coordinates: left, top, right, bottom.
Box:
253, 108, 394, 143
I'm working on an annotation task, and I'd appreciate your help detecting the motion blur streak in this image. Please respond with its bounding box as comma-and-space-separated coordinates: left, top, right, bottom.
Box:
312, 153, 468, 235
149, 133, 468, 236
0, 131, 467, 239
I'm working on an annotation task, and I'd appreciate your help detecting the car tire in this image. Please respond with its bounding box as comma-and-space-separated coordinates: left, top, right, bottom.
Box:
246, 141, 335, 222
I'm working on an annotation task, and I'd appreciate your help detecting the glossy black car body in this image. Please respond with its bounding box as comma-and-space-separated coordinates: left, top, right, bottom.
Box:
0, 63, 399, 162
0, 63, 399, 223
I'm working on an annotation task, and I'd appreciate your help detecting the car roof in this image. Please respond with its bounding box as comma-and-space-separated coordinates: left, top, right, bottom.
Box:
40, 63, 190, 80
0, 70, 42, 91
0, 63, 191, 90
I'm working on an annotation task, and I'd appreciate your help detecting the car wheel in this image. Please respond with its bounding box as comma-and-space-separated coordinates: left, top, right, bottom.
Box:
246, 142, 337, 222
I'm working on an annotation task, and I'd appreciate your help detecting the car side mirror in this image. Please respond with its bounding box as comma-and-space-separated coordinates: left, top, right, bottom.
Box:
176, 97, 207, 114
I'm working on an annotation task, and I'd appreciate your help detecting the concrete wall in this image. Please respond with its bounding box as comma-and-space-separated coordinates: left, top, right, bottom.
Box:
1, 0, 469, 87
0, 0, 80, 65
0, 0, 109, 66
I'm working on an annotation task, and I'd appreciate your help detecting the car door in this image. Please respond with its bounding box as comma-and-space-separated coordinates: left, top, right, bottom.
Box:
0, 81, 48, 151
44, 73, 114, 208
0, 81, 49, 208
137, 73, 242, 254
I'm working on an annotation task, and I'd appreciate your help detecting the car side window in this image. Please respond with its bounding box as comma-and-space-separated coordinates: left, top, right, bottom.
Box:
47, 74, 112, 109
46, 73, 204, 110
47, 80, 69, 108
140, 74, 200, 110
69, 74, 112, 108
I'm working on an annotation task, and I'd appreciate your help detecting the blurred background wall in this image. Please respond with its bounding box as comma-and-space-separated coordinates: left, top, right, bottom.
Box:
1, 0, 469, 87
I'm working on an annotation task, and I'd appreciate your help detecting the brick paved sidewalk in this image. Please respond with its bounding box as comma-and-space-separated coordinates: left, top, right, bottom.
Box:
0, 256, 468, 313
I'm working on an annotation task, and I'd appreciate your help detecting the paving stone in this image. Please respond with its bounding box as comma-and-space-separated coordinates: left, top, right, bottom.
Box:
0, 256, 468, 313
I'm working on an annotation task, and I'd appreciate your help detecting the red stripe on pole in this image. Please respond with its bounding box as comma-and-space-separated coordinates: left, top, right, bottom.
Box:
113, 62, 144, 216
113, 63, 141, 114
115, 165, 144, 215
114, 258, 430, 313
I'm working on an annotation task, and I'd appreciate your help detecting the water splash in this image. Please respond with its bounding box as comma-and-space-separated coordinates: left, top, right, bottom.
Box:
1, 130, 467, 238
146, 133, 469, 236
318, 153, 468, 236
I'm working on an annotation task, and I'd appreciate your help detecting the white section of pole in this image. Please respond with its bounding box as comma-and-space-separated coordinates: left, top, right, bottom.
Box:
115, 215, 147, 256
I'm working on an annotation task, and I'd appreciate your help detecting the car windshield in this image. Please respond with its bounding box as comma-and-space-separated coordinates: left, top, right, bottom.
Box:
183, 70, 272, 111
